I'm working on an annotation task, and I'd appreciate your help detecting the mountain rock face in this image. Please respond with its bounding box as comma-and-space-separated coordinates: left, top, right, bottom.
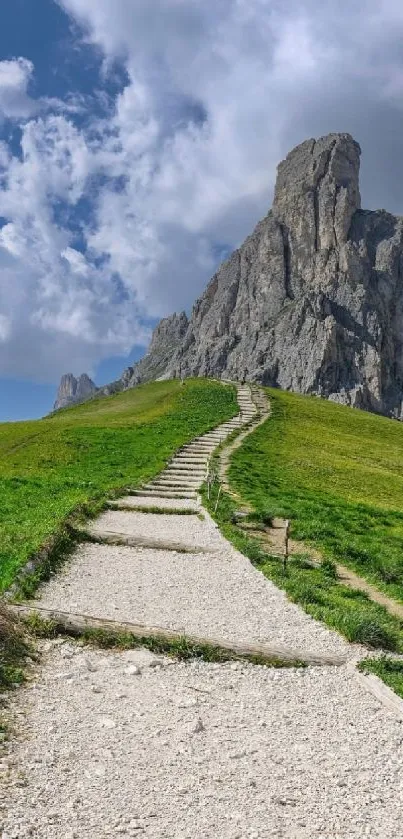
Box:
55, 132, 403, 417
54, 373, 97, 410
164, 132, 403, 416
119, 312, 189, 390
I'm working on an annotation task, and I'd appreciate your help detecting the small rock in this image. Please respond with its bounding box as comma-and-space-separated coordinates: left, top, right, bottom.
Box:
124, 665, 141, 676
84, 762, 106, 779
272, 796, 297, 806
98, 717, 116, 729
191, 718, 205, 734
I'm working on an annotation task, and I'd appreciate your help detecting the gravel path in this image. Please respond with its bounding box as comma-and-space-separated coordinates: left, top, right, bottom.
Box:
3, 383, 402, 837
89, 509, 222, 550
34, 540, 350, 655
2, 643, 403, 839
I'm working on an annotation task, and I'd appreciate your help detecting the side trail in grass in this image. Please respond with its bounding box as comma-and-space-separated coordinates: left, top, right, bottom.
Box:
3, 383, 403, 838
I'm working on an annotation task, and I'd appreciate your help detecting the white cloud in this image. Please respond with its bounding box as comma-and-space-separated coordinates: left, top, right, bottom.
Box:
0, 57, 35, 119
1, 1, 403, 382
61, 247, 90, 276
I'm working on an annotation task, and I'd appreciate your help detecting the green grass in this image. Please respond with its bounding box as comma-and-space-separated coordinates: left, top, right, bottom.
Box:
0, 379, 237, 593
229, 388, 403, 603
0, 604, 30, 691
359, 656, 403, 699
204, 485, 403, 652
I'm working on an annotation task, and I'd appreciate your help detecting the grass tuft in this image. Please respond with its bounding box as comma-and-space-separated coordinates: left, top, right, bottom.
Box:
0, 602, 31, 691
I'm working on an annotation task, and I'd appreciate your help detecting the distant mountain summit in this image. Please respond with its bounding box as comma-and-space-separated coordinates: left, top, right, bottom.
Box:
54, 373, 97, 410
55, 132, 403, 417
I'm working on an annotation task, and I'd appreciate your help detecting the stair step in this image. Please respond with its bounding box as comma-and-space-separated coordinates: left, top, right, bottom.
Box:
163, 472, 205, 479
133, 489, 198, 499
150, 480, 202, 488
171, 456, 207, 462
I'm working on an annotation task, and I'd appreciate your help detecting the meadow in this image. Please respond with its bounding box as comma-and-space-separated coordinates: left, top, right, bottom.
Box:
0, 378, 237, 593
229, 388, 403, 604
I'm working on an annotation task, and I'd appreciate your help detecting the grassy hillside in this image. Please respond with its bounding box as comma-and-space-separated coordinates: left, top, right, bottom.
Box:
229, 388, 403, 603
0, 379, 237, 593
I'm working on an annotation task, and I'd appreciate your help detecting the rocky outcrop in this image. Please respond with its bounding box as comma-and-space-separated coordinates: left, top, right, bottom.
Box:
118, 312, 189, 390
53, 314, 189, 409
163, 132, 403, 417
54, 132, 403, 418
54, 373, 97, 410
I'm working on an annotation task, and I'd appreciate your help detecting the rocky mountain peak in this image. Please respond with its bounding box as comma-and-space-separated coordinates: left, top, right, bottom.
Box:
148, 312, 189, 355
53, 132, 403, 418
273, 133, 361, 254
54, 372, 97, 411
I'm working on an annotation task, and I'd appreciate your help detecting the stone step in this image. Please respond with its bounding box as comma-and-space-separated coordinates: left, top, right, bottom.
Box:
85, 529, 210, 555
180, 445, 214, 451
185, 440, 216, 446
172, 456, 209, 463
149, 479, 202, 489
164, 466, 206, 473
184, 447, 215, 454
194, 435, 225, 441
146, 475, 202, 485
163, 473, 205, 481
106, 497, 200, 513
110, 496, 200, 512
133, 489, 198, 499
170, 464, 207, 471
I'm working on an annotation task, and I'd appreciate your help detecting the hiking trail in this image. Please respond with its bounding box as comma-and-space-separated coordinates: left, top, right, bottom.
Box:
2, 383, 403, 839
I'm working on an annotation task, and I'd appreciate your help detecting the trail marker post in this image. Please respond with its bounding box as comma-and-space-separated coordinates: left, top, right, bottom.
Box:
284, 519, 290, 572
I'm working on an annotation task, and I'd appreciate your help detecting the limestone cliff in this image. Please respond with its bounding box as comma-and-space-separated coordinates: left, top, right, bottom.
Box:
166, 133, 403, 416
119, 312, 189, 390
53, 373, 97, 410
55, 133, 403, 417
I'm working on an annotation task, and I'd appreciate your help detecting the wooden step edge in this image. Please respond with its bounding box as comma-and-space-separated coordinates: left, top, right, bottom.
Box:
9, 604, 349, 668
81, 530, 211, 554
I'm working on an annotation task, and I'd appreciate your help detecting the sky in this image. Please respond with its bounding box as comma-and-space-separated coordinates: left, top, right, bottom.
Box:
2, 1, 403, 420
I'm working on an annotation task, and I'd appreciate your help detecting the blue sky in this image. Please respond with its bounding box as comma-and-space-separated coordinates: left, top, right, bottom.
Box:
1, 1, 403, 420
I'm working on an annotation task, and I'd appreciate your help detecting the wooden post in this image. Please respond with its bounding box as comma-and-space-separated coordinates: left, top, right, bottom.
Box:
214, 483, 222, 513
283, 519, 290, 571
206, 458, 210, 500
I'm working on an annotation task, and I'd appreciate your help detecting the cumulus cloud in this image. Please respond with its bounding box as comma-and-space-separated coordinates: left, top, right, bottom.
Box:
2, 0, 403, 381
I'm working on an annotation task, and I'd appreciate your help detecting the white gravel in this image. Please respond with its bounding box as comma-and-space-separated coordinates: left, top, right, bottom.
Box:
89, 510, 223, 550
34, 540, 349, 656
111, 496, 200, 511
2, 643, 403, 839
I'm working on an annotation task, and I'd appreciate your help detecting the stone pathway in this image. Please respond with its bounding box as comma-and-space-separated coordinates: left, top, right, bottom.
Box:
2, 383, 403, 838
